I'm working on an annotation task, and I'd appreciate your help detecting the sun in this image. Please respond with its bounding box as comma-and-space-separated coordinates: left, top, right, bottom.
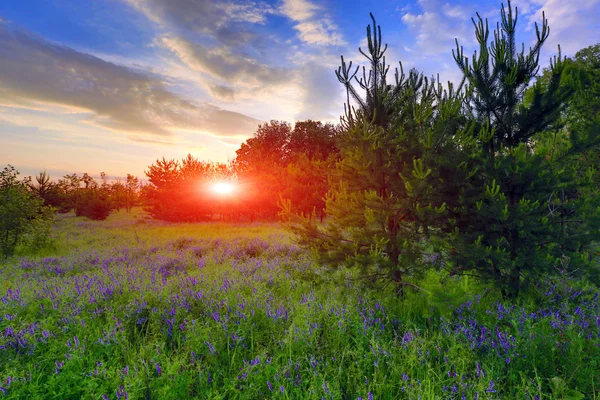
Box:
212, 182, 235, 195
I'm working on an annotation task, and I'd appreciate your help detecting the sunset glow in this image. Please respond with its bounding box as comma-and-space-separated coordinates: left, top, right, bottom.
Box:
212, 182, 235, 195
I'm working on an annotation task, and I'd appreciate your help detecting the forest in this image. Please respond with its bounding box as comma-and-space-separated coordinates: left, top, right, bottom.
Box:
1, 1, 600, 398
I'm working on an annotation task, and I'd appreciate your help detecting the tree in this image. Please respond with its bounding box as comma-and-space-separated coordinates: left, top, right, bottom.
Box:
235, 120, 338, 220
125, 174, 140, 213
285, 14, 467, 289
144, 155, 216, 221
446, 1, 600, 297
0, 165, 54, 258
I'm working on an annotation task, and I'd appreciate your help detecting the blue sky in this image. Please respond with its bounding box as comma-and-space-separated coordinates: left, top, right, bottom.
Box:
1, 0, 599, 179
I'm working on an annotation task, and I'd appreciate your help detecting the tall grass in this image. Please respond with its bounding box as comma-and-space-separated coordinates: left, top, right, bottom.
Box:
0, 210, 598, 399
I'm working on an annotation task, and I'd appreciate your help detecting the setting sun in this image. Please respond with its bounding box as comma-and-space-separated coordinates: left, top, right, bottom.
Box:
212, 182, 235, 195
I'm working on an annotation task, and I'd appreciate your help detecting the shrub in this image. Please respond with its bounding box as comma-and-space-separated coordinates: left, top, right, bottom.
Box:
0, 165, 55, 258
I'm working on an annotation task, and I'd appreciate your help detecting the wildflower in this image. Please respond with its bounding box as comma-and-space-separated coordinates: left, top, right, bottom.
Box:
280, 386, 285, 394
55, 360, 65, 374
116, 385, 128, 400
267, 381, 273, 391
156, 363, 161, 376
486, 380, 496, 393
205, 341, 216, 354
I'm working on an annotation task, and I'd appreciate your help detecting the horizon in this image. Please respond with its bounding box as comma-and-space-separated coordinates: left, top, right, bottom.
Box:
1, 0, 599, 180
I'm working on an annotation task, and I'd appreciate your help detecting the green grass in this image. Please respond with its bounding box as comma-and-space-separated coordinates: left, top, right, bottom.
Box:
0, 209, 598, 399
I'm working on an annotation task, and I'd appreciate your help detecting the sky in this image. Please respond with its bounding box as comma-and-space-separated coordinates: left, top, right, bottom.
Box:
0, 0, 599, 180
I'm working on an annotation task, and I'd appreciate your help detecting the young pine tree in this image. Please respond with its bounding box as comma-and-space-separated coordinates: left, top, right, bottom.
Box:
285, 14, 472, 290
447, 1, 600, 297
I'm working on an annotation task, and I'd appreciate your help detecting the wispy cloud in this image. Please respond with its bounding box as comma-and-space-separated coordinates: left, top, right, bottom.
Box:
279, 0, 345, 46
515, 0, 600, 56
0, 21, 260, 139
125, 0, 274, 44
158, 35, 293, 99
401, 0, 475, 56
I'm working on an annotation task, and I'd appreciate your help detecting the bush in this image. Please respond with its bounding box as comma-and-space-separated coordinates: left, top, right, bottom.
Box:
76, 192, 111, 220
0, 165, 55, 258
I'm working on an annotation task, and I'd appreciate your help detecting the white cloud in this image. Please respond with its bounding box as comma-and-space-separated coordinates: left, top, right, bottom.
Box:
520, 0, 600, 56
401, 0, 474, 56
159, 35, 292, 96
0, 21, 260, 139
279, 0, 346, 46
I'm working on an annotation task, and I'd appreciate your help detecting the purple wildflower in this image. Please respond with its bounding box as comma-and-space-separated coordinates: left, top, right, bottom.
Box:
205, 341, 216, 354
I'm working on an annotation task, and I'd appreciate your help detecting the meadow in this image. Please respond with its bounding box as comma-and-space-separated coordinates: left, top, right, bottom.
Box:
1, 210, 599, 399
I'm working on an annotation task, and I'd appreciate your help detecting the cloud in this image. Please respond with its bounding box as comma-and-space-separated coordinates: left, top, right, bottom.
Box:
125, 0, 274, 43
295, 61, 344, 122
0, 21, 260, 139
517, 0, 600, 56
279, 0, 345, 46
401, 0, 475, 56
158, 35, 292, 97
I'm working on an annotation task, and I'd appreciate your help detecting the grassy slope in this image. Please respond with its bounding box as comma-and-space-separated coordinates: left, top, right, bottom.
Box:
0, 210, 599, 399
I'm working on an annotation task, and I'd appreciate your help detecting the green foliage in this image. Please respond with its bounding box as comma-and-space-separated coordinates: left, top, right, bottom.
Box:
76, 191, 112, 220
448, 1, 600, 297
1, 216, 599, 398
287, 14, 468, 287
0, 165, 55, 258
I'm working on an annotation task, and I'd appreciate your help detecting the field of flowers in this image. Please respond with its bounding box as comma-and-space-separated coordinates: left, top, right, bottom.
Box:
1, 210, 599, 399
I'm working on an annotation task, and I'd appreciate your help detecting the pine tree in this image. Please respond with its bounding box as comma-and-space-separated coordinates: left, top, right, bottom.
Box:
447, 1, 600, 297
285, 14, 469, 290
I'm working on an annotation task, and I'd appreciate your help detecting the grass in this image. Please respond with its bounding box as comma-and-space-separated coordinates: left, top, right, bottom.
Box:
0, 209, 599, 399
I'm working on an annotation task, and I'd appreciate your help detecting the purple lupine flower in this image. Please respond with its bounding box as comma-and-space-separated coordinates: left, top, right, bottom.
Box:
280, 386, 285, 394
55, 360, 65, 374
102, 395, 109, 400
205, 341, 216, 354
74, 336, 80, 348
368, 393, 373, 400
476, 363, 484, 378
212, 312, 220, 322
486, 380, 496, 393
267, 381, 273, 391
322, 381, 329, 394
116, 385, 128, 400
155, 363, 161, 376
